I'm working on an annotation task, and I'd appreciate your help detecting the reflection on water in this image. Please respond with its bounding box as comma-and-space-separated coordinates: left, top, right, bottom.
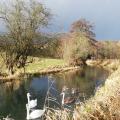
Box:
0, 66, 109, 120
52, 67, 109, 101
0, 80, 27, 120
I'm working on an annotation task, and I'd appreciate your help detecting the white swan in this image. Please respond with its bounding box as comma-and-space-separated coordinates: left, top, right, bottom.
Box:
26, 104, 45, 120
27, 93, 37, 109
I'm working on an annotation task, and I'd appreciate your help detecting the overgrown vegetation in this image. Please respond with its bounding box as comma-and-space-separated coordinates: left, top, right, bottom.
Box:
98, 41, 120, 59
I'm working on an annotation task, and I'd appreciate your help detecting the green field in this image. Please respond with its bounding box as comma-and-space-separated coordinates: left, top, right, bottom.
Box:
25, 57, 66, 73
0, 55, 66, 75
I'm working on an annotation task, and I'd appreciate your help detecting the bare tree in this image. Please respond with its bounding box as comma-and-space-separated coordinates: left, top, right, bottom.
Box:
0, 0, 50, 75
70, 18, 95, 40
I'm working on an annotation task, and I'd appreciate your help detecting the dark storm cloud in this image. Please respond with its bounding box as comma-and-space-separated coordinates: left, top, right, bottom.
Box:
43, 0, 120, 40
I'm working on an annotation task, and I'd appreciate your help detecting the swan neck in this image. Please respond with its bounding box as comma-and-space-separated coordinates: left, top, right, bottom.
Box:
27, 95, 30, 104
26, 105, 30, 120
62, 93, 65, 105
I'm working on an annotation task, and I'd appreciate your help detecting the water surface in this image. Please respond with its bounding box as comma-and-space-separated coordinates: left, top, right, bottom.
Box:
0, 66, 109, 120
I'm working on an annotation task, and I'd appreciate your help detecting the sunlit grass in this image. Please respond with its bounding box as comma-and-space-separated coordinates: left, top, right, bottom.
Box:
25, 57, 66, 74
0, 53, 6, 74
0, 53, 66, 75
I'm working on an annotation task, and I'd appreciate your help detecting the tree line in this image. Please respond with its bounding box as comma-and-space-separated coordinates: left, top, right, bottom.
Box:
0, 0, 120, 75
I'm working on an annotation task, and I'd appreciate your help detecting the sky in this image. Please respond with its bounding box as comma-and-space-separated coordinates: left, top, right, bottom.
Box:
0, 0, 120, 40
41, 0, 120, 40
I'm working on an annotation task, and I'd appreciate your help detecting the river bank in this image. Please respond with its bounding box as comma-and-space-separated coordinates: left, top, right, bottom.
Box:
0, 65, 80, 83
86, 59, 120, 72
0, 58, 117, 83
74, 60, 120, 120
0, 58, 66, 81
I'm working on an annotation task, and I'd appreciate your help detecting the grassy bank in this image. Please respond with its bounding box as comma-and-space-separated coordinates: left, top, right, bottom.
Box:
73, 61, 120, 120
0, 57, 80, 81
24, 57, 80, 75
86, 59, 120, 72
25, 57, 66, 73
0, 57, 66, 74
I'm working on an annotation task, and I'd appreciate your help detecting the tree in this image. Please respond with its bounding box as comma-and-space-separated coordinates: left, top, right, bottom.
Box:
70, 18, 95, 40
0, 0, 50, 75
60, 19, 96, 66
62, 32, 94, 65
